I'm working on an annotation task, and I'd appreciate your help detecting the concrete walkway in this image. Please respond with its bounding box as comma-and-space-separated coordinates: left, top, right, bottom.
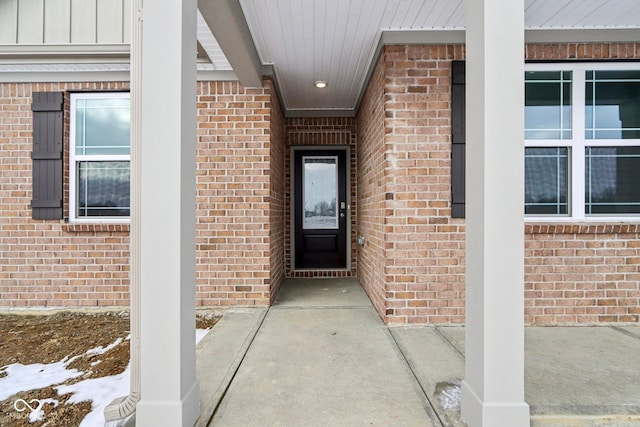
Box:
194, 279, 640, 427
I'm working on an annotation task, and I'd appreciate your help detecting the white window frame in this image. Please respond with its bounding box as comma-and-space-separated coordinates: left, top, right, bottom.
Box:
525, 62, 640, 223
69, 92, 130, 223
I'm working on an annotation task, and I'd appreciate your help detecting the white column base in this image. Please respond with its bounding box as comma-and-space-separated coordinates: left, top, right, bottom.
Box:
135, 380, 200, 427
462, 381, 530, 427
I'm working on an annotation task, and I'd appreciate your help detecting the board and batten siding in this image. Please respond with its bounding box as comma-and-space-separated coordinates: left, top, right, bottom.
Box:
0, 0, 131, 44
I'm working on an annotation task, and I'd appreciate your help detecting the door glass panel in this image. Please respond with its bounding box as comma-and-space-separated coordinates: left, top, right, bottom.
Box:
303, 156, 338, 229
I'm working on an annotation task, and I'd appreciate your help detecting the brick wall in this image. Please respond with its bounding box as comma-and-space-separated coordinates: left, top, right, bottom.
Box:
268, 82, 285, 302
284, 118, 358, 277
355, 55, 387, 317
1, 79, 284, 308
195, 79, 281, 306
2, 42, 639, 324
525, 224, 640, 324
357, 45, 466, 324
356, 42, 640, 325
0, 82, 131, 307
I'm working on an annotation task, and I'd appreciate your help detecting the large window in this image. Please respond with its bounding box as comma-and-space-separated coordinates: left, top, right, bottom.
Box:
525, 64, 640, 220
69, 93, 130, 222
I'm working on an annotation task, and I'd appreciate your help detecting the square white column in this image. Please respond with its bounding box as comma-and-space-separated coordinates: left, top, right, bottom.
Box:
461, 0, 530, 426
134, 0, 200, 425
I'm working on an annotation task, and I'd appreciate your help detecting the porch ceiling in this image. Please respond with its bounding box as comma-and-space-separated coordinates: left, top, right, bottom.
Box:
202, 0, 640, 117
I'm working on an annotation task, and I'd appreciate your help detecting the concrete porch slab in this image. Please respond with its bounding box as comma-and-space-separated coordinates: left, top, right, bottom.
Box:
193, 280, 640, 427
208, 278, 440, 426
194, 308, 267, 427
392, 325, 640, 426
617, 326, 640, 339
526, 326, 640, 424
390, 327, 466, 427
273, 278, 372, 308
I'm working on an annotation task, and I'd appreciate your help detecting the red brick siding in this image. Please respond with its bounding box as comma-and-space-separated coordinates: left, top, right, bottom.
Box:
1, 79, 282, 308
356, 42, 640, 325
355, 55, 387, 317
357, 45, 467, 324
284, 118, 357, 277
0, 82, 131, 307
525, 42, 638, 60
268, 81, 286, 302
525, 224, 640, 324
1, 42, 639, 325
195, 80, 275, 306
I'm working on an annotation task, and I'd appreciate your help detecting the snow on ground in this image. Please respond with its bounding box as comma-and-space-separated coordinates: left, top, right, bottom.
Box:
195, 328, 208, 345
57, 366, 131, 427
0, 357, 83, 401
86, 336, 126, 357
0, 329, 209, 426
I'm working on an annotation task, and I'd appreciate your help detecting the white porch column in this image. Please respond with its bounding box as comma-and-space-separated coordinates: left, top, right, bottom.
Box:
134, 0, 199, 425
461, 0, 529, 426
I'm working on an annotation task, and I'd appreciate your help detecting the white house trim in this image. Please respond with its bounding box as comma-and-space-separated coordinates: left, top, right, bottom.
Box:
132, 0, 200, 425
461, 0, 530, 425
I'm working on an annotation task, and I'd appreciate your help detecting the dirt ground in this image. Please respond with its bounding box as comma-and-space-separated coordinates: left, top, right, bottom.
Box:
0, 311, 219, 427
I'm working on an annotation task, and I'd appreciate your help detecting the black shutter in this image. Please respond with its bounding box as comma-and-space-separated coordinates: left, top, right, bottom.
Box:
31, 92, 64, 220
451, 61, 465, 218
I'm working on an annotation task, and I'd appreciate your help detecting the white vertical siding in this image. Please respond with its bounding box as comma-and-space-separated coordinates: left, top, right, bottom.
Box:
71, 0, 97, 43
17, 0, 45, 43
0, 0, 18, 43
44, 0, 71, 43
0, 0, 130, 45
97, 0, 123, 43
122, 0, 131, 43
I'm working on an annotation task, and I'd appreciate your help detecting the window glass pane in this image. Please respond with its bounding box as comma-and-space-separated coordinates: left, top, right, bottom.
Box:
525, 71, 572, 140
585, 147, 640, 214
586, 71, 640, 139
75, 97, 131, 155
303, 157, 338, 229
525, 147, 569, 215
77, 161, 130, 217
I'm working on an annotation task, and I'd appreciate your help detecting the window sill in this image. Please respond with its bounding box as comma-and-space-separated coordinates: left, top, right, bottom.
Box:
62, 223, 130, 233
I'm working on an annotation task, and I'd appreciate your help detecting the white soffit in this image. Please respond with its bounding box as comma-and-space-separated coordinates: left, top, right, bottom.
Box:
525, 0, 640, 29
238, 0, 640, 116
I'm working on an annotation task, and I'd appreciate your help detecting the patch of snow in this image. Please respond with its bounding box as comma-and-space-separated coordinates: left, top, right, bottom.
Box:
196, 328, 208, 345
2, 328, 211, 427
438, 382, 462, 410
86, 337, 124, 357
57, 366, 130, 427
0, 357, 82, 401
60, 329, 209, 426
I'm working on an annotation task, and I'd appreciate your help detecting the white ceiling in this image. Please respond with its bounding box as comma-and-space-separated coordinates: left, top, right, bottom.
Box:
204, 0, 640, 116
